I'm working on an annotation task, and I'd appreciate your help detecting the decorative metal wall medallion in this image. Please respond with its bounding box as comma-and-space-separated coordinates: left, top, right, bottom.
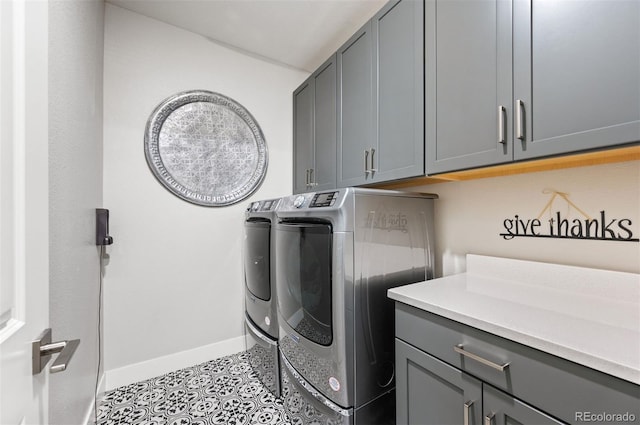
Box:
144, 90, 268, 206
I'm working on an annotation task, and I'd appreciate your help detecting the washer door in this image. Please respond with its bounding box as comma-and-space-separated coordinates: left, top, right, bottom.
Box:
244, 219, 271, 301
276, 221, 333, 346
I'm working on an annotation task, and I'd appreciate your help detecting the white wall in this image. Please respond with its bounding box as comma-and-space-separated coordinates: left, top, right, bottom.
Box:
404, 160, 640, 277
48, 0, 104, 423
103, 4, 308, 376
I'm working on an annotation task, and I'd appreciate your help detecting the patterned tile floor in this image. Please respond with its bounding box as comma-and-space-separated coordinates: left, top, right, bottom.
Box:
97, 351, 292, 425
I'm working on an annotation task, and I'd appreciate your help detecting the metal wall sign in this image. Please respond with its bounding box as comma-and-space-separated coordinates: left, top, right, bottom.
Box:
500, 190, 639, 242
144, 90, 268, 207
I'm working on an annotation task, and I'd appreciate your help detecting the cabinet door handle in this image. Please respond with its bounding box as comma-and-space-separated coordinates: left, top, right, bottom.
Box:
484, 412, 495, 425
364, 150, 370, 174
370, 147, 377, 172
463, 400, 474, 425
454, 344, 510, 371
498, 105, 506, 145
309, 168, 317, 187
516, 99, 525, 140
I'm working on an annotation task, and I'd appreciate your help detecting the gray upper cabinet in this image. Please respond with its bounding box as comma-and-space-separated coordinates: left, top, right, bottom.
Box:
337, 23, 374, 187
425, 0, 512, 174
293, 80, 313, 194
513, 0, 640, 159
338, 0, 424, 187
426, 0, 640, 174
371, 0, 424, 183
293, 55, 337, 194
313, 57, 338, 191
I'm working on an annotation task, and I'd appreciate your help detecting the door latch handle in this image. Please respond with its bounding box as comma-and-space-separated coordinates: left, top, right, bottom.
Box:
32, 328, 80, 374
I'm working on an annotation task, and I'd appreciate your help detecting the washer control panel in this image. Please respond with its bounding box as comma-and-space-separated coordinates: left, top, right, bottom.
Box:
310, 191, 338, 208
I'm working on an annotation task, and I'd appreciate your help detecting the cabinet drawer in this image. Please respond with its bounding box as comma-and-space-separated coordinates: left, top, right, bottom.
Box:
395, 302, 640, 424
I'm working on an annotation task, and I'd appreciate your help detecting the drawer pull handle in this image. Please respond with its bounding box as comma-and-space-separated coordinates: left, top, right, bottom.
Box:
454, 344, 510, 371
463, 400, 474, 425
484, 412, 495, 425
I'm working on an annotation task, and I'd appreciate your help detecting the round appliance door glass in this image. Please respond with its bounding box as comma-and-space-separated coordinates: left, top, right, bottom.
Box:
276, 222, 332, 346
244, 219, 271, 301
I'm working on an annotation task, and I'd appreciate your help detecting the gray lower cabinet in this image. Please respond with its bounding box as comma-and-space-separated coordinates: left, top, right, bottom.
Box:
426, 0, 640, 174
292, 55, 337, 194
396, 339, 564, 425
395, 302, 640, 425
396, 339, 482, 425
483, 383, 564, 425
337, 0, 423, 187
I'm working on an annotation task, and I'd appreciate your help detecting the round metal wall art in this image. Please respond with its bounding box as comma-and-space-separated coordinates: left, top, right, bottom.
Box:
144, 90, 268, 207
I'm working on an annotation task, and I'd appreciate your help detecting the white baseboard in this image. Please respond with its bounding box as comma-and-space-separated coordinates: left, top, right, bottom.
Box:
83, 372, 106, 425
104, 336, 245, 391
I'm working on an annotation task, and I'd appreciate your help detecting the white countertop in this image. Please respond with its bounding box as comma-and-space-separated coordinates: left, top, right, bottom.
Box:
388, 255, 640, 385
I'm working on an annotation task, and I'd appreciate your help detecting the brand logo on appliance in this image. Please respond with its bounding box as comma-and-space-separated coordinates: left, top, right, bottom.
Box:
365, 212, 409, 233
500, 190, 639, 242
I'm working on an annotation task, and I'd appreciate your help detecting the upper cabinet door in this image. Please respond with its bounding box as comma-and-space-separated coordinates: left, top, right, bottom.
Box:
371, 0, 425, 182
293, 79, 314, 193
513, 0, 640, 160
312, 56, 337, 191
337, 23, 375, 188
292, 55, 338, 194
425, 0, 513, 174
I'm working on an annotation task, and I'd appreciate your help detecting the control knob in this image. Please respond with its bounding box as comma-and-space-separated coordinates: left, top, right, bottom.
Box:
293, 195, 306, 208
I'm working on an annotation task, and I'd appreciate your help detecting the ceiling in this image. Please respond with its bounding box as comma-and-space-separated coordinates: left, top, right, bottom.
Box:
106, 0, 387, 72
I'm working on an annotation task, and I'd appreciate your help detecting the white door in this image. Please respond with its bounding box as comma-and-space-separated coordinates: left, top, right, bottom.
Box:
0, 0, 50, 423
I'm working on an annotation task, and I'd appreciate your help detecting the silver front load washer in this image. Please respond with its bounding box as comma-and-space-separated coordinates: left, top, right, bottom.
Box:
275, 188, 437, 424
243, 197, 281, 396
